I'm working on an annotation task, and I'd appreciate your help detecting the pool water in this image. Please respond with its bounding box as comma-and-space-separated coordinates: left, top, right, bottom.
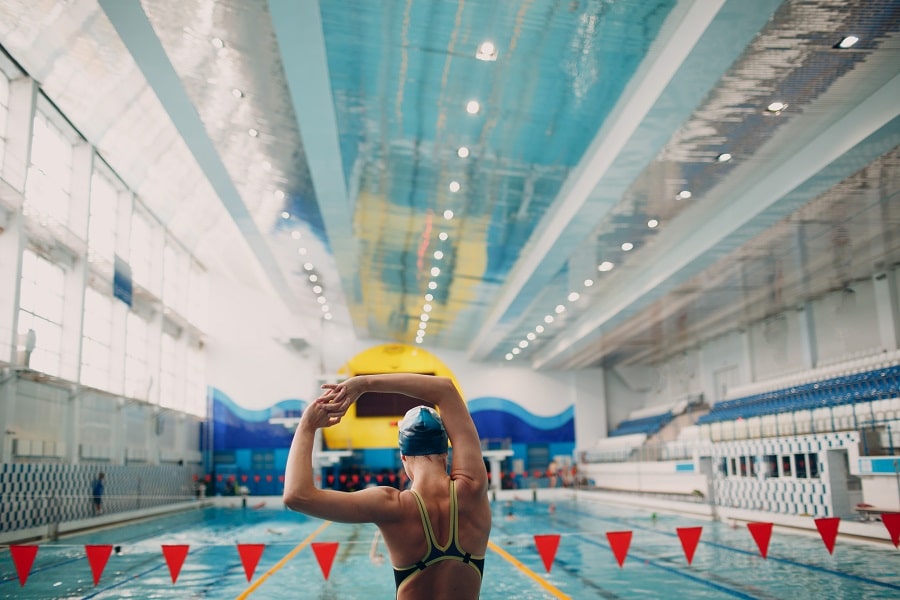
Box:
2, 499, 899, 599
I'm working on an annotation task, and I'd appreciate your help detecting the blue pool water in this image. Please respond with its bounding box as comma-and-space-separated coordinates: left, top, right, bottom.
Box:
2, 499, 900, 599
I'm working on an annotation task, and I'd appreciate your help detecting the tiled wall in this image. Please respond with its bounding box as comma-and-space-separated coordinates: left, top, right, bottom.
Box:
0, 463, 199, 534
711, 431, 860, 517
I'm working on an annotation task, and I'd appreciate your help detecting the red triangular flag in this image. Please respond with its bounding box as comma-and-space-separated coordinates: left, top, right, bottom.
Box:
161, 544, 190, 583
881, 513, 900, 548
814, 517, 840, 555
533, 534, 561, 573
311, 542, 339, 580
84, 545, 113, 585
676, 527, 703, 565
606, 531, 632, 567
9, 545, 38, 586
747, 522, 773, 559
236, 544, 265, 581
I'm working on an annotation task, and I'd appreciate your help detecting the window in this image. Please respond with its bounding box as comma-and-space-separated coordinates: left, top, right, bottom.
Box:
764, 455, 779, 478
795, 453, 807, 479
130, 211, 156, 294
163, 244, 188, 315
124, 311, 151, 399
808, 453, 819, 479
0, 72, 9, 168
81, 287, 114, 391
88, 171, 119, 264
730, 457, 737, 477
184, 343, 206, 417
781, 455, 792, 477
25, 112, 73, 226
159, 330, 183, 410
739, 456, 748, 477
17, 250, 65, 376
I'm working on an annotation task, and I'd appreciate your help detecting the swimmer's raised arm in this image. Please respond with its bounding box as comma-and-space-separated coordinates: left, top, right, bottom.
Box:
283, 397, 403, 523
323, 374, 487, 490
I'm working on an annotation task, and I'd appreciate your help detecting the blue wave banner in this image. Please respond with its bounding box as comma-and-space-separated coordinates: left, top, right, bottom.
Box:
468, 396, 574, 443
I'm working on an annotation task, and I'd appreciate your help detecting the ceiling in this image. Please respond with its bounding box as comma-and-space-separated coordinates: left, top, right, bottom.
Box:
0, 0, 898, 370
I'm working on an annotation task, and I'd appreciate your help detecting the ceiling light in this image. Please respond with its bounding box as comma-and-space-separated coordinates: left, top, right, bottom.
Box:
647, 219, 659, 228
443, 210, 454, 220
416, 337, 424, 344
312, 285, 322, 294
505, 353, 513, 360
526, 332, 536, 341
291, 231, 301, 239
766, 101, 788, 113
568, 292, 580, 302
231, 88, 243, 98
598, 261, 614, 272
836, 35, 859, 49
433, 250, 444, 260
584, 279, 594, 287
457, 146, 469, 158
275, 190, 285, 200
321, 305, 329, 312
211, 37, 225, 49
423, 304, 432, 312
555, 304, 565, 314
317, 296, 326, 304
621, 242, 633, 252
248, 128, 259, 137
309, 274, 318, 282
512, 348, 521, 355
324, 313, 332, 320
431, 267, 440, 276
676, 190, 692, 200
518, 340, 528, 348
428, 281, 437, 290
466, 100, 480, 114
716, 152, 732, 163
535, 325, 544, 333
449, 181, 460, 192
439, 232, 449, 241
419, 321, 427, 330
476, 41, 497, 61
281, 211, 290, 219
421, 314, 430, 322
425, 293, 433, 301
303, 263, 314, 271
298, 247, 307, 255
544, 315, 554, 324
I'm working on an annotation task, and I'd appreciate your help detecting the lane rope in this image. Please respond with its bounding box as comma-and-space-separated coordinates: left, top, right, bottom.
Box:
236, 520, 332, 599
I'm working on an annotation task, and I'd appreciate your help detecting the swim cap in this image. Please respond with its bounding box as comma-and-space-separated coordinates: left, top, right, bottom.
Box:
398, 406, 448, 456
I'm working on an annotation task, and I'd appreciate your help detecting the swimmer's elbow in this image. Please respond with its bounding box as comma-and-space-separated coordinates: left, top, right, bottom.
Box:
282, 487, 314, 511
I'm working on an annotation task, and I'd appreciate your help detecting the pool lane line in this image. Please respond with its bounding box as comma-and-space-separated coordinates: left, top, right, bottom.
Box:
236, 520, 332, 599
488, 540, 571, 599
574, 532, 762, 600
558, 504, 900, 594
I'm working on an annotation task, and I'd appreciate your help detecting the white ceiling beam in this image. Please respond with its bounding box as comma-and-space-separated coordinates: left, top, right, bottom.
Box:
466, 0, 727, 361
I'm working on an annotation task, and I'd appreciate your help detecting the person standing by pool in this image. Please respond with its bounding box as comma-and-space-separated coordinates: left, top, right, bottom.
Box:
284, 373, 491, 600
91, 472, 105, 515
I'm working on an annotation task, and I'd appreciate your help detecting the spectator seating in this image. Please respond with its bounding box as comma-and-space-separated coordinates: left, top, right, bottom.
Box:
697, 364, 900, 426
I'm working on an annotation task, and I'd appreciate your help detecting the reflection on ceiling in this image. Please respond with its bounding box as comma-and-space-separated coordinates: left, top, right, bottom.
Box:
0, 0, 897, 370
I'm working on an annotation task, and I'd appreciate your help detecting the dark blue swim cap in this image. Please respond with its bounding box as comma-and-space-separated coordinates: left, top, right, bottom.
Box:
398, 406, 448, 456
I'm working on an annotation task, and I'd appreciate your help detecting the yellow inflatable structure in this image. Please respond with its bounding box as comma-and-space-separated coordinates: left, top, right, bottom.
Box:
321, 343, 461, 450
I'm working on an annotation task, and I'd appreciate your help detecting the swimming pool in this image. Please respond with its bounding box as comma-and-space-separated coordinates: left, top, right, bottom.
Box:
2, 497, 899, 599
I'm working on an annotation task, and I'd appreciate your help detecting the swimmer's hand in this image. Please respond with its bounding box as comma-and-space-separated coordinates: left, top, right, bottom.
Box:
299, 396, 343, 431
318, 376, 368, 418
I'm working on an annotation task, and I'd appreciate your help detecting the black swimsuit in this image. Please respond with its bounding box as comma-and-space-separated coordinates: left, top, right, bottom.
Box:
392, 480, 485, 593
